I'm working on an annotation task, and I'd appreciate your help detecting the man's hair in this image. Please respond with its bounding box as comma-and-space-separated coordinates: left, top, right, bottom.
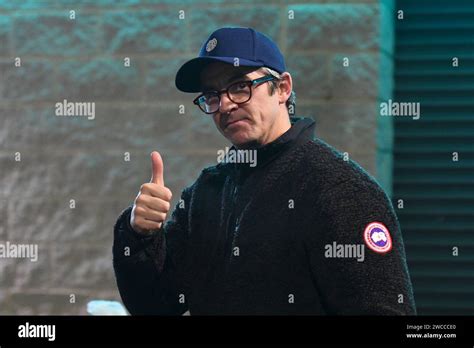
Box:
258, 67, 296, 115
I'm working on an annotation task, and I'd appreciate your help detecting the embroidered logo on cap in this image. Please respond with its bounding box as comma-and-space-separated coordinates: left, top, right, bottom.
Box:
206, 38, 217, 52
363, 222, 392, 254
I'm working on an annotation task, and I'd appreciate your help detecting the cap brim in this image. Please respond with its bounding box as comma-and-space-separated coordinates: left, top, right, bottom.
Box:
175, 56, 264, 93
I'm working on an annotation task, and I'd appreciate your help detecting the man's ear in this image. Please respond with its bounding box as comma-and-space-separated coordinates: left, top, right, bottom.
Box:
278, 72, 293, 105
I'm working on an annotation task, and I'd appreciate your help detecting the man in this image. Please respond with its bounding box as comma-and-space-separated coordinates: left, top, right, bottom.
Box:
113, 27, 416, 315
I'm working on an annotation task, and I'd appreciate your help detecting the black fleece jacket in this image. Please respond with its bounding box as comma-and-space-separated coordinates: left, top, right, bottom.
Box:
112, 117, 416, 315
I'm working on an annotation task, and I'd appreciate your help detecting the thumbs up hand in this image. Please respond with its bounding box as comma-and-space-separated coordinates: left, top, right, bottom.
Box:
130, 151, 173, 235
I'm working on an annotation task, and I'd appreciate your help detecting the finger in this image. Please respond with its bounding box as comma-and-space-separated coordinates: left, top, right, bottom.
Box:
139, 195, 171, 213
150, 151, 164, 186
135, 205, 167, 222
136, 217, 162, 231
140, 184, 172, 201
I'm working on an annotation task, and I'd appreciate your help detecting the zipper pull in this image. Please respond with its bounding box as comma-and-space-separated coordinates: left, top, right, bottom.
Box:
234, 216, 240, 233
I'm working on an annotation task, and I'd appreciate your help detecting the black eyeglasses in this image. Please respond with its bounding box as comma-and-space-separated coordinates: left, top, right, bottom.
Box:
193, 75, 277, 114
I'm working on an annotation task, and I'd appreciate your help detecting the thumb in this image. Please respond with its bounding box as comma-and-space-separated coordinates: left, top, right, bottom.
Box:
150, 151, 164, 185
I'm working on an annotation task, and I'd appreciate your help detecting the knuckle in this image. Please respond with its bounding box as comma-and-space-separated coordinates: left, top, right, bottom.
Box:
141, 183, 153, 192
146, 220, 159, 229
134, 216, 144, 227
135, 195, 144, 205
165, 188, 173, 201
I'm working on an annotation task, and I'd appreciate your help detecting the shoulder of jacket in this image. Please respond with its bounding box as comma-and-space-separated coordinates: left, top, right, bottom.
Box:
186, 163, 228, 190
303, 138, 384, 194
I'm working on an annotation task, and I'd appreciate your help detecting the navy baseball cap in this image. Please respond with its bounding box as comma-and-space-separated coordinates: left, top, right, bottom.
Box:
175, 27, 286, 93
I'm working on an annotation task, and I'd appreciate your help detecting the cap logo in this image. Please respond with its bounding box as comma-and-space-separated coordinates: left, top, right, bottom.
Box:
363, 222, 392, 254
206, 38, 218, 52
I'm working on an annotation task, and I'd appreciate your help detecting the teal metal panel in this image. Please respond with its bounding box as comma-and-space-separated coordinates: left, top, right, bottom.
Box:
394, 0, 474, 315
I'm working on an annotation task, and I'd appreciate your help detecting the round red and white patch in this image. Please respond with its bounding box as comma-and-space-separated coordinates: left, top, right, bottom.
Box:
363, 222, 392, 254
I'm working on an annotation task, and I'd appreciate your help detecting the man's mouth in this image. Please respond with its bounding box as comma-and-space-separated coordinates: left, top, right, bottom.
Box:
225, 118, 249, 129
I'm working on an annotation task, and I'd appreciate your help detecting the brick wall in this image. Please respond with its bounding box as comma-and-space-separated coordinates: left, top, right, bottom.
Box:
0, 0, 393, 314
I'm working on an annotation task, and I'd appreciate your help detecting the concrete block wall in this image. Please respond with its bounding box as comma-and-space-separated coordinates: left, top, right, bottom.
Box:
0, 0, 393, 314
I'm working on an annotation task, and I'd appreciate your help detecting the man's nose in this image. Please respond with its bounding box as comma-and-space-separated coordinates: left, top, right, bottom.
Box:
219, 93, 238, 114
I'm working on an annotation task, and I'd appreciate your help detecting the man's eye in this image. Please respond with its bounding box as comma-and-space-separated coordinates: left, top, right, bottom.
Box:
205, 94, 219, 103
232, 82, 248, 91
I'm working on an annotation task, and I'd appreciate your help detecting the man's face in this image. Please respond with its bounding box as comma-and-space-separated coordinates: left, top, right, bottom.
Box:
200, 62, 282, 148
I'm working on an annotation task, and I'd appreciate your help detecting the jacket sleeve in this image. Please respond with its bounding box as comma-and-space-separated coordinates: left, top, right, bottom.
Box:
112, 187, 191, 315
305, 179, 417, 315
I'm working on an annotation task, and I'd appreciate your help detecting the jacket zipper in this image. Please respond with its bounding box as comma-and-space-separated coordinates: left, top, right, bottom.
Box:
224, 177, 241, 268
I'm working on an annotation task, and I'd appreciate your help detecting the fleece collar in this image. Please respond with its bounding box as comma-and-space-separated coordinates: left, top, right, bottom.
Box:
216, 116, 316, 180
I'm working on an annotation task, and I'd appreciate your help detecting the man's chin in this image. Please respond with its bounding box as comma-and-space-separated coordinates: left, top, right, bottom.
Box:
229, 136, 259, 149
